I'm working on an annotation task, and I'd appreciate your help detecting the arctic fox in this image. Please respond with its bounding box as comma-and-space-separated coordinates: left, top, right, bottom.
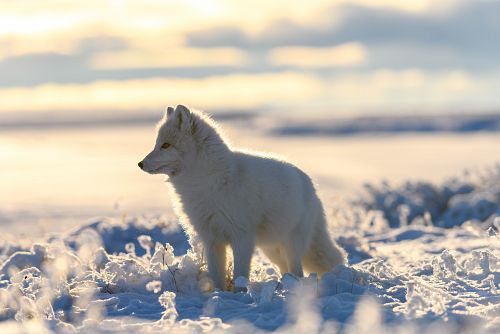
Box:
139, 105, 346, 289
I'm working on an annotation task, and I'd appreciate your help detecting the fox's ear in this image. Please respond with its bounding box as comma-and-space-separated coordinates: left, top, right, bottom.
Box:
175, 104, 190, 115
166, 106, 174, 116
174, 104, 192, 131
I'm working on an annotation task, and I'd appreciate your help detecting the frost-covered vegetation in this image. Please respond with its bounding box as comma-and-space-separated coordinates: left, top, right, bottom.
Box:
0, 167, 499, 333
360, 164, 500, 228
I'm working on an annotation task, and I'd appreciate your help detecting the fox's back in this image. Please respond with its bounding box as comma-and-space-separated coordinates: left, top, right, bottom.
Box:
232, 150, 317, 211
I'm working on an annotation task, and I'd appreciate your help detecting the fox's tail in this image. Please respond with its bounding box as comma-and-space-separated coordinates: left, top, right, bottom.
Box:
302, 214, 347, 276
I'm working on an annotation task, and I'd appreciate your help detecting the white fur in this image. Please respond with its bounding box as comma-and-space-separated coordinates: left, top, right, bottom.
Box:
140, 105, 346, 289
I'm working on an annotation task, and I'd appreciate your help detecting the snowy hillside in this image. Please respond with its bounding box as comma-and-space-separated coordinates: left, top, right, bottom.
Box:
0, 166, 498, 333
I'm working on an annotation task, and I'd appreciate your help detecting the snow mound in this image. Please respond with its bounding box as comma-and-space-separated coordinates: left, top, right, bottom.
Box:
63, 216, 191, 257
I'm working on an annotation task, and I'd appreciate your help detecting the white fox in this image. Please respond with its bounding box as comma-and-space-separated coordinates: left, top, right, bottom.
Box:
139, 105, 346, 290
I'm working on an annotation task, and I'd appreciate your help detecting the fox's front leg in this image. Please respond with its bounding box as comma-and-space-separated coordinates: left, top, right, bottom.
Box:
205, 242, 227, 290
231, 236, 255, 290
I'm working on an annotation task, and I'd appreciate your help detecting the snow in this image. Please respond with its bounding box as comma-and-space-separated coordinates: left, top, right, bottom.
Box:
0, 114, 499, 333
0, 165, 498, 333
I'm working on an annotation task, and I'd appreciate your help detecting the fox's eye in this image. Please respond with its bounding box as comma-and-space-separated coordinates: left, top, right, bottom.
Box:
161, 142, 171, 149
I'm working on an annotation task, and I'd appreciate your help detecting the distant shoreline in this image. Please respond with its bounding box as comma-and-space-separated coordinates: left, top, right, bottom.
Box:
1, 111, 499, 136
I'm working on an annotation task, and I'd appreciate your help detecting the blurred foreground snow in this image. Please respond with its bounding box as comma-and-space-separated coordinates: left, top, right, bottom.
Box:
0, 166, 499, 333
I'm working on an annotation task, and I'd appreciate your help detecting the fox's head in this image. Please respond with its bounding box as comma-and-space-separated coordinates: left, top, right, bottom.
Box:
138, 105, 200, 177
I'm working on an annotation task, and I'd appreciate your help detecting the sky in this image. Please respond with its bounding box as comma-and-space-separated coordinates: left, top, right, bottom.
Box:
1, 0, 500, 118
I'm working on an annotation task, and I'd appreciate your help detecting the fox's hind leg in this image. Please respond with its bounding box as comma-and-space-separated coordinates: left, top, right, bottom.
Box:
261, 246, 288, 275
283, 244, 304, 277
283, 222, 313, 277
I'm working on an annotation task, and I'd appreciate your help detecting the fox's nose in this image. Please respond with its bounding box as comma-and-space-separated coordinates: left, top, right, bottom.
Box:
138, 161, 144, 170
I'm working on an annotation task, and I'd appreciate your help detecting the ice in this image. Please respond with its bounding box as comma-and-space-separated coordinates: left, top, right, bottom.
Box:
0, 167, 499, 333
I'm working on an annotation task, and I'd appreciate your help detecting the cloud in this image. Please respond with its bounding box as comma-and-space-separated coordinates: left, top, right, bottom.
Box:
0, 36, 255, 87
268, 43, 367, 68
89, 47, 249, 69
187, 26, 249, 48
78, 35, 128, 54
3, 69, 500, 115
318, 69, 500, 113
1, 0, 499, 115
323, 2, 500, 54
0, 51, 264, 87
0, 34, 129, 87
0, 52, 89, 87
0, 72, 323, 112
186, 1, 500, 69
0, 23, 130, 62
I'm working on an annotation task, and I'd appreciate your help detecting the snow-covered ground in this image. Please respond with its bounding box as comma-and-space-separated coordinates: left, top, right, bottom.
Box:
0, 117, 499, 333
1, 117, 499, 235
